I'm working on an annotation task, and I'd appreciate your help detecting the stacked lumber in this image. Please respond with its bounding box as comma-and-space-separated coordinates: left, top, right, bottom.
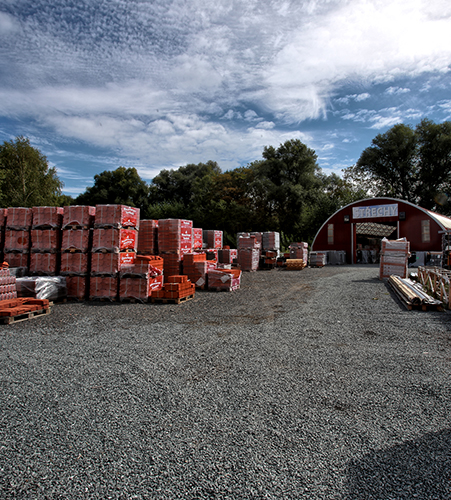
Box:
90, 204, 139, 300
137, 220, 158, 255
207, 268, 241, 291
379, 237, 410, 280
388, 275, 443, 311
416, 266, 451, 309
61, 206, 95, 300
3, 208, 32, 272
151, 275, 195, 304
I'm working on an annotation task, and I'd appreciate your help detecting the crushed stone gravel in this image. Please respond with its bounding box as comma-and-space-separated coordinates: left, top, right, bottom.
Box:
1, 265, 451, 499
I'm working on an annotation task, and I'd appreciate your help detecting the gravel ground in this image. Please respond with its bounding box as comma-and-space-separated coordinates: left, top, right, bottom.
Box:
1, 264, 451, 499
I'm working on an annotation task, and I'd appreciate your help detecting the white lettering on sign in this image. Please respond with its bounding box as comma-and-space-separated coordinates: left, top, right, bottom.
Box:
352, 204, 398, 219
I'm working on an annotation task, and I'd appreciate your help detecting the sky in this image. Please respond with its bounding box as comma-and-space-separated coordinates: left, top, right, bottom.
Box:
0, 0, 451, 197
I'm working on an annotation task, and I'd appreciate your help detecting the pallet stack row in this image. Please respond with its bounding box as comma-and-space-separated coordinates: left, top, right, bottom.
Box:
90, 205, 140, 300
379, 237, 410, 280
309, 251, 327, 267
61, 205, 96, 300
3, 208, 33, 270
30, 206, 64, 276
158, 219, 193, 278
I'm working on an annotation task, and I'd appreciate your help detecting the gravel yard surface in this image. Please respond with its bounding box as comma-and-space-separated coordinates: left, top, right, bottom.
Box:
1, 265, 451, 499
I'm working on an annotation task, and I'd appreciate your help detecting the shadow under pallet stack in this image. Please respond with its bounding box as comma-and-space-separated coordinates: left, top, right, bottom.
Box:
61, 206, 95, 300
90, 205, 139, 301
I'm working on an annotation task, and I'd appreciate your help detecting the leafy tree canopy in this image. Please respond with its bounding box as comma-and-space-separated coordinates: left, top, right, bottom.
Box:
0, 136, 63, 207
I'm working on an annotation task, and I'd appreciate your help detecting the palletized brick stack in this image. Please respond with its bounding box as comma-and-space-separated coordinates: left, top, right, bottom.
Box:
61, 206, 95, 300
289, 242, 308, 261
137, 220, 159, 255
3, 208, 33, 271
158, 219, 193, 278
182, 252, 216, 288
262, 232, 280, 254
379, 237, 410, 280
218, 248, 238, 265
0, 209, 7, 262
151, 275, 195, 302
0, 267, 17, 301
237, 235, 260, 271
309, 251, 327, 267
29, 206, 64, 276
90, 205, 139, 300
207, 268, 241, 291
119, 255, 164, 302
203, 230, 223, 250
192, 228, 203, 250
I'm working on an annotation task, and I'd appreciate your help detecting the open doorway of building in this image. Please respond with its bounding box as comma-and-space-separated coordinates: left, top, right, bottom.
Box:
355, 222, 397, 263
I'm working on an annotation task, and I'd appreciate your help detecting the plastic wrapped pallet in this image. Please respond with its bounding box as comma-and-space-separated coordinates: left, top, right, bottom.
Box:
66, 276, 87, 300
119, 255, 163, 278
158, 219, 193, 255
207, 269, 241, 291
203, 230, 223, 249
238, 235, 261, 250
92, 228, 138, 253
3, 253, 29, 271
16, 276, 67, 301
238, 248, 260, 271
192, 228, 203, 250
31, 229, 61, 252
89, 276, 118, 300
91, 252, 136, 276
309, 252, 327, 267
6, 207, 32, 230
4, 230, 30, 252
0, 208, 7, 227
119, 275, 164, 302
137, 220, 158, 255
218, 248, 238, 264
379, 237, 410, 280
61, 229, 91, 252
62, 205, 95, 228
262, 232, 280, 252
94, 204, 140, 229
30, 253, 59, 275
31, 206, 63, 229
60, 253, 89, 275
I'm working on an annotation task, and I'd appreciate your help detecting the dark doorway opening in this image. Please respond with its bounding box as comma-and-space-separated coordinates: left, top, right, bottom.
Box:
355, 222, 397, 263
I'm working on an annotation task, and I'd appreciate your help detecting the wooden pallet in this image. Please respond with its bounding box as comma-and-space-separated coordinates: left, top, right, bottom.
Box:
150, 294, 194, 304
0, 307, 51, 324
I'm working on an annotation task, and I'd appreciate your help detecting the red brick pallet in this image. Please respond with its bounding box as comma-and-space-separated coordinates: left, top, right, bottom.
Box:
0, 298, 51, 324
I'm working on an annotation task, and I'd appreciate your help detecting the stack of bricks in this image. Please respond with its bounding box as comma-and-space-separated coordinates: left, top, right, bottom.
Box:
137, 220, 159, 255
0, 267, 17, 301
237, 234, 260, 271
379, 237, 410, 280
158, 219, 193, 278
207, 268, 242, 291
289, 242, 309, 262
90, 205, 139, 300
203, 230, 223, 250
309, 252, 327, 267
29, 206, 64, 276
0, 209, 7, 263
192, 228, 203, 251
218, 247, 238, 265
151, 275, 195, 302
61, 206, 95, 300
3, 208, 33, 271
119, 255, 164, 302
182, 252, 216, 288
262, 232, 280, 254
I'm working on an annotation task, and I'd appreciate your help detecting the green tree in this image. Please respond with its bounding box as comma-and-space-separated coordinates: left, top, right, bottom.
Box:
0, 136, 63, 207
344, 119, 451, 214
74, 166, 150, 215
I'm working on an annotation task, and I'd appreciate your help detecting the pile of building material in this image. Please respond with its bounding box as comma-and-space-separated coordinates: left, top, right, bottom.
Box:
379, 237, 410, 280
309, 251, 327, 267
3, 208, 32, 270
207, 268, 242, 291
0, 297, 51, 324
151, 275, 195, 303
328, 250, 346, 265
285, 259, 307, 270
415, 266, 451, 309
137, 219, 159, 255
119, 255, 164, 302
237, 234, 260, 271
0, 267, 17, 301
289, 242, 308, 261
388, 275, 443, 311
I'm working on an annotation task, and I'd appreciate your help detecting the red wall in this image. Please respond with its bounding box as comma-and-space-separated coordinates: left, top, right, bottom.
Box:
312, 198, 444, 263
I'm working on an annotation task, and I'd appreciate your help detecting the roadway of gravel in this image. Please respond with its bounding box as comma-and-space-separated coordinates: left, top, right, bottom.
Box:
1, 265, 451, 499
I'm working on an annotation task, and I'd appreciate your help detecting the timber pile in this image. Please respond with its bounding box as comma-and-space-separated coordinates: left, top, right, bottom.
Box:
415, 266, 451, 309
0, 297, 51, 324
388, 275, 443, 311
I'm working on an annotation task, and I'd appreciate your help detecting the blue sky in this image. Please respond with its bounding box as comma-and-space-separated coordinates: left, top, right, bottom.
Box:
0, 0, 450, 197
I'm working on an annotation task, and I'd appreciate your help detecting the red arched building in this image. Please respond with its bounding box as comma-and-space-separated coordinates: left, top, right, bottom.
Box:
311, 197, 451, 265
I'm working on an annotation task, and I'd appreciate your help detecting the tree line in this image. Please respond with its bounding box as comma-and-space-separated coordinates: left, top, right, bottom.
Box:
1, 118, 450, 246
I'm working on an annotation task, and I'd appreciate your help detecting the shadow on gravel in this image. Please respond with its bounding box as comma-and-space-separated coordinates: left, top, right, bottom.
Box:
344, 428, 451, 499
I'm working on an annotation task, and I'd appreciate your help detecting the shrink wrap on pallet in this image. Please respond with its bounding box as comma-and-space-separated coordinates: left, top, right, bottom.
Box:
137, 220, 158, 254
238, 248, 260, 271
238, 235, 261, 250
207, 269, 241, 291
32, 206, 63, 228
61, 229, 91, 252
4, 230, 30, 252
6, 208, 32, 230
31, 229, 61, 252
262, 232, 280, 251
89, 276, 118, 300
62, 205, 95, 228
119, 275, 164, 301
379, 238, 410, 280
60, 252, 89, 275
16, 276, 67, 301
192, 228, 203, 249
218, 249, 238, 264
309, 252, 327, 267
91, 252, 136, 276
158, 219, 193, 255
66, 276, 87, 300
0, 208, 7, 227
30, 253, 59, 275
3, 252, 29, 270
92, 228, 138, 253
94, 204, 140, 229
203, 230, 223, 249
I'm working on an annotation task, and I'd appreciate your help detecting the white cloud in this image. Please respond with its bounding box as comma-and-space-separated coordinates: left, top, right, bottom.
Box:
385, 86, 411, 95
